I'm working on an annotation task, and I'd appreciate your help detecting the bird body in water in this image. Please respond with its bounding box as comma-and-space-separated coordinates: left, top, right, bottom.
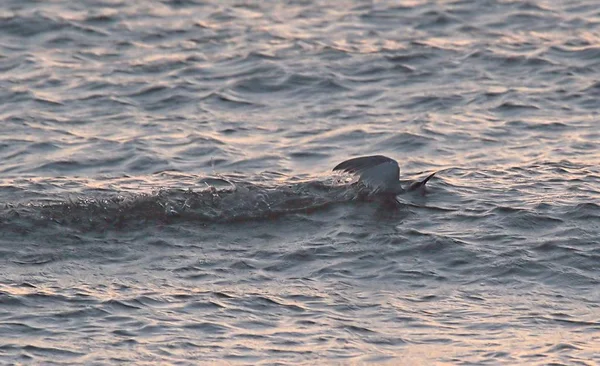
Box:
333, 155, 436, 202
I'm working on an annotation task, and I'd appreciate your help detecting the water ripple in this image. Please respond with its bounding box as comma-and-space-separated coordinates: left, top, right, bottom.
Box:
1, 0, 600, 364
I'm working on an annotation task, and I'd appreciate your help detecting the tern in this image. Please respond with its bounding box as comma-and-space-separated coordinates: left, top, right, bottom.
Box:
333, 155, 436, 201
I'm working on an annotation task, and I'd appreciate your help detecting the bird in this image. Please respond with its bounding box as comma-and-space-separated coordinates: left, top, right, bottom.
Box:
333, 155, 435, 201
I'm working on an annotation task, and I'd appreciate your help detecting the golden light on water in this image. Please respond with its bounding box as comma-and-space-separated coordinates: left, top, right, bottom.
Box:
1, 0, 599, 364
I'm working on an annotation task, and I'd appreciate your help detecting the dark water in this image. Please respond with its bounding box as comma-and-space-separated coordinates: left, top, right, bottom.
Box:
1, 0, 600, 364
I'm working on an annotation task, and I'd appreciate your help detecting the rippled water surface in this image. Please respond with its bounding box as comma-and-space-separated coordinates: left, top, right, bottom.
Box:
1, 0, 600, 364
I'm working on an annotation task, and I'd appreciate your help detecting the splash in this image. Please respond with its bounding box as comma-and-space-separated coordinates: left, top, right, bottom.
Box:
0, 175, 360, 232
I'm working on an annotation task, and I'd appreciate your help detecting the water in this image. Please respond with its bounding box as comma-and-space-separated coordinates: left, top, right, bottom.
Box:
1, 0, 599, 364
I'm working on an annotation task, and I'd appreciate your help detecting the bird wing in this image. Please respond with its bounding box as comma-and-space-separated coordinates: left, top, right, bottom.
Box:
333, 155, 400, 193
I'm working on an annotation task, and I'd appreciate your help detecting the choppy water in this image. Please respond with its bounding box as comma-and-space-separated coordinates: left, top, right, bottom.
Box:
1, 0, 600, 364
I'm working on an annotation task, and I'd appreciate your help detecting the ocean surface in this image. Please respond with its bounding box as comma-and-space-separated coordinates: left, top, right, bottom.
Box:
1, 0, 600, 364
